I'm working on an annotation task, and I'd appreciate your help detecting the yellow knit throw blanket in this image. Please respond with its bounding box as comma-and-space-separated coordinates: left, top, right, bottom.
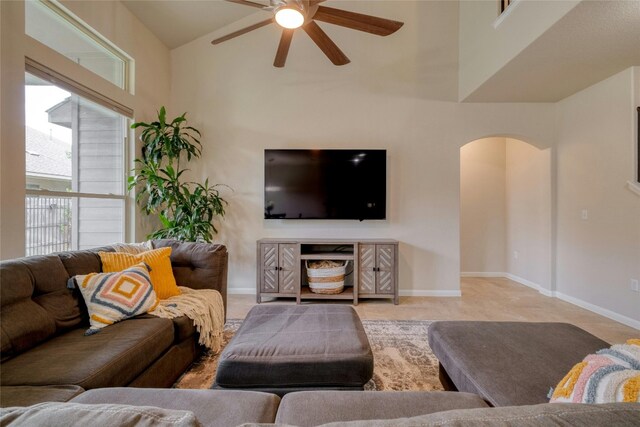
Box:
150, 286, 225, 353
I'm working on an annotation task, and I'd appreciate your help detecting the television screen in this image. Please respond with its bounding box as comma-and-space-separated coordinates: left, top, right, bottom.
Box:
264, 149, 386, 220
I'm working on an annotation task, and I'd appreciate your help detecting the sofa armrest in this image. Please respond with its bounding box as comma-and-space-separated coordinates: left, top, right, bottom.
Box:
151, 239, 228, 316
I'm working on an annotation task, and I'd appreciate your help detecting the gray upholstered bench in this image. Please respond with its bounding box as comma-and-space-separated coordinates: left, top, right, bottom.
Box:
428, 321, 610, 407
213, 304, 373, 395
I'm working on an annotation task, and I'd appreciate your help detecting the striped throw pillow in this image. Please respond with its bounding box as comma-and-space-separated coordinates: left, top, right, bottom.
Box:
550, 339, 640, 403
100, 247, 180, 299
75, 263, 159, 334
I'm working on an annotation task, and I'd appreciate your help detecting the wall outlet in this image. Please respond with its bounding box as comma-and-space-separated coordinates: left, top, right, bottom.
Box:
513, 250, 519, 260
581, 209, 588, 220
631, 279, 639, 292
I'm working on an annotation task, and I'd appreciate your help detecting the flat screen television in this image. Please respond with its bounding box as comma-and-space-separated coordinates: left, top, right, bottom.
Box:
264, 149, 386, 220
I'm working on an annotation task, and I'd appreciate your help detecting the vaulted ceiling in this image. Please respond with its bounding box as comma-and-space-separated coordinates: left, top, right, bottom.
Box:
122, 0, 640, 103
121, 0, 256, 48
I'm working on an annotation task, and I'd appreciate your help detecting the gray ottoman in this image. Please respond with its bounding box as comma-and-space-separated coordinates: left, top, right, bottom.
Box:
214, 304, 373, 395
428, 321, 610, 407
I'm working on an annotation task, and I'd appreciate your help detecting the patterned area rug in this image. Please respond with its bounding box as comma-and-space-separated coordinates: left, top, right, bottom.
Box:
175, 319, 444, 391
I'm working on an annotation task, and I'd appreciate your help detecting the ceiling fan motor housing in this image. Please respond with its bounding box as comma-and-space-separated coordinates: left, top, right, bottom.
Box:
273, 0, 311, 28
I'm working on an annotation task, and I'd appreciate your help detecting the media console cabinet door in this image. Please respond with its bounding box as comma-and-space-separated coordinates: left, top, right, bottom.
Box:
376, 244, 395, 295
260, 243, 279, 293
358, 243, 396, 296
259, 242, 300, 295
359, 244, 376, 294
278, 243, 299, 293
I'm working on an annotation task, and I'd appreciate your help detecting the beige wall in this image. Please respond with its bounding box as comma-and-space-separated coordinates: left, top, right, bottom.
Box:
506, 138, 552, 291
0, 0, 171, 259
0, 1, 27, 259
459, 137, 552, 291
170, 1, 556, 295
458, 0, 579, 101
460, 137, 506, 273
59, 0, 171, 242
556, 67, 640, 324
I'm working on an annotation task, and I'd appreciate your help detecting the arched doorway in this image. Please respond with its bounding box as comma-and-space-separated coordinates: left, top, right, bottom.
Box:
459, 136, 553, 295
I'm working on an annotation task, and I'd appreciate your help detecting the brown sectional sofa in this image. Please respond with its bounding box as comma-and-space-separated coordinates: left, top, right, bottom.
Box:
2, 387, 637, 426
0, 240, 228, 407
2, 244, 639, 425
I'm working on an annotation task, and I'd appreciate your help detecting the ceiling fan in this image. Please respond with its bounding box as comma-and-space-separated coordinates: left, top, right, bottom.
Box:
211, 0, 404, 67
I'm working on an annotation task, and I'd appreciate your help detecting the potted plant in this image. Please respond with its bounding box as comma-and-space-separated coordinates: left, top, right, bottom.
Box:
128, 107, 228, 242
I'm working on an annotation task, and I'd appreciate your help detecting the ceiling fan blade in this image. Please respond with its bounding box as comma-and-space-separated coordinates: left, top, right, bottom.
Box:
211, 18, 274, 45
303, 21, 350, 66
313, 6, 403, 36
226, 0, 268, 9
274, 29, 294, 67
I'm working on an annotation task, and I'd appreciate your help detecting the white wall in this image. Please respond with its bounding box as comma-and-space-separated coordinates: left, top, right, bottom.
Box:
170, 1, 556, 295
506, 138, 552, 291
0, 0, 172, 259
556, 67, 640, 324
59, 0, 172, 241
0, 1, 27, 259
460, 137, 506, 273
459, 137, 552, 291
458, 0, 579, 101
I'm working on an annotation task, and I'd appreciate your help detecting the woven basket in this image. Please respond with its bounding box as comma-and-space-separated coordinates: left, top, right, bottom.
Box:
306, 260, 348, 294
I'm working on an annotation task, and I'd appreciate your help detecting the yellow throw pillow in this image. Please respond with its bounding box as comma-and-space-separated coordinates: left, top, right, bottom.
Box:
100, 247, 181, 299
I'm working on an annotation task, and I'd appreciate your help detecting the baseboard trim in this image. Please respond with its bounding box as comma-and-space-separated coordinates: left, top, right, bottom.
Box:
503, 273, 552, 296
554, 292, 640, 330
460, 272, 505, 278
227, 288, 256, 295
228, 288, 461, 297
399, 290, 461, 297
461, 272, 640, 330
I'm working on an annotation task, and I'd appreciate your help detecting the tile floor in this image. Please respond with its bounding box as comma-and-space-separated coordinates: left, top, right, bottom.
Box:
227, 276, 639, 343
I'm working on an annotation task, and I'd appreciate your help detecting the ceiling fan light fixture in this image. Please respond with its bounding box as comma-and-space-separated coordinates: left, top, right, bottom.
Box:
275, 6, 305, 29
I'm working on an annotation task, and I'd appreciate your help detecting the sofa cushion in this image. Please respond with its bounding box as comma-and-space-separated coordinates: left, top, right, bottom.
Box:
275, 391, 488, 426
0, 317, 173, 389
100, 248, 180, 299
0, 402, 198, 427
1, 256, 79, 360
0, 385, 84, 407
74, 263, 159, 333
428, 321, 610, 407
56, 247, 114, 277
276, 402, 640, 427
172, 315, 197, 343
153, 240, 228, 313
135, 314, 196, 343
71, 388, 281, 427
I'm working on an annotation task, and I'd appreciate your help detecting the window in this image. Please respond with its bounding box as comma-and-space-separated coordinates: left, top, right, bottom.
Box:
25, 72, 128, 255
22, 0, 134, 256
25, 0, 129, 90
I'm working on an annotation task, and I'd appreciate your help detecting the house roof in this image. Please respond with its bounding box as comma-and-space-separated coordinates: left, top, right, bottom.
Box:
25, 126, 71, 179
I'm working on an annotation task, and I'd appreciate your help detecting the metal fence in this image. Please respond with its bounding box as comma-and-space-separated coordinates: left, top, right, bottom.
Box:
25, 195, 72, 256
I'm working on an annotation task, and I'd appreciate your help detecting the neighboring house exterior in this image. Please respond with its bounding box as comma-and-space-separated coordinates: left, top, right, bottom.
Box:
25, 126, 72, 255
25, 126, 71, 191
25, 95, 125, 255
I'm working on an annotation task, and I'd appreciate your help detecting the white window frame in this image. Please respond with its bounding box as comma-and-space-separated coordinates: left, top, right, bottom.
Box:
23, 0, 135, 252
29, 0, 132, 93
